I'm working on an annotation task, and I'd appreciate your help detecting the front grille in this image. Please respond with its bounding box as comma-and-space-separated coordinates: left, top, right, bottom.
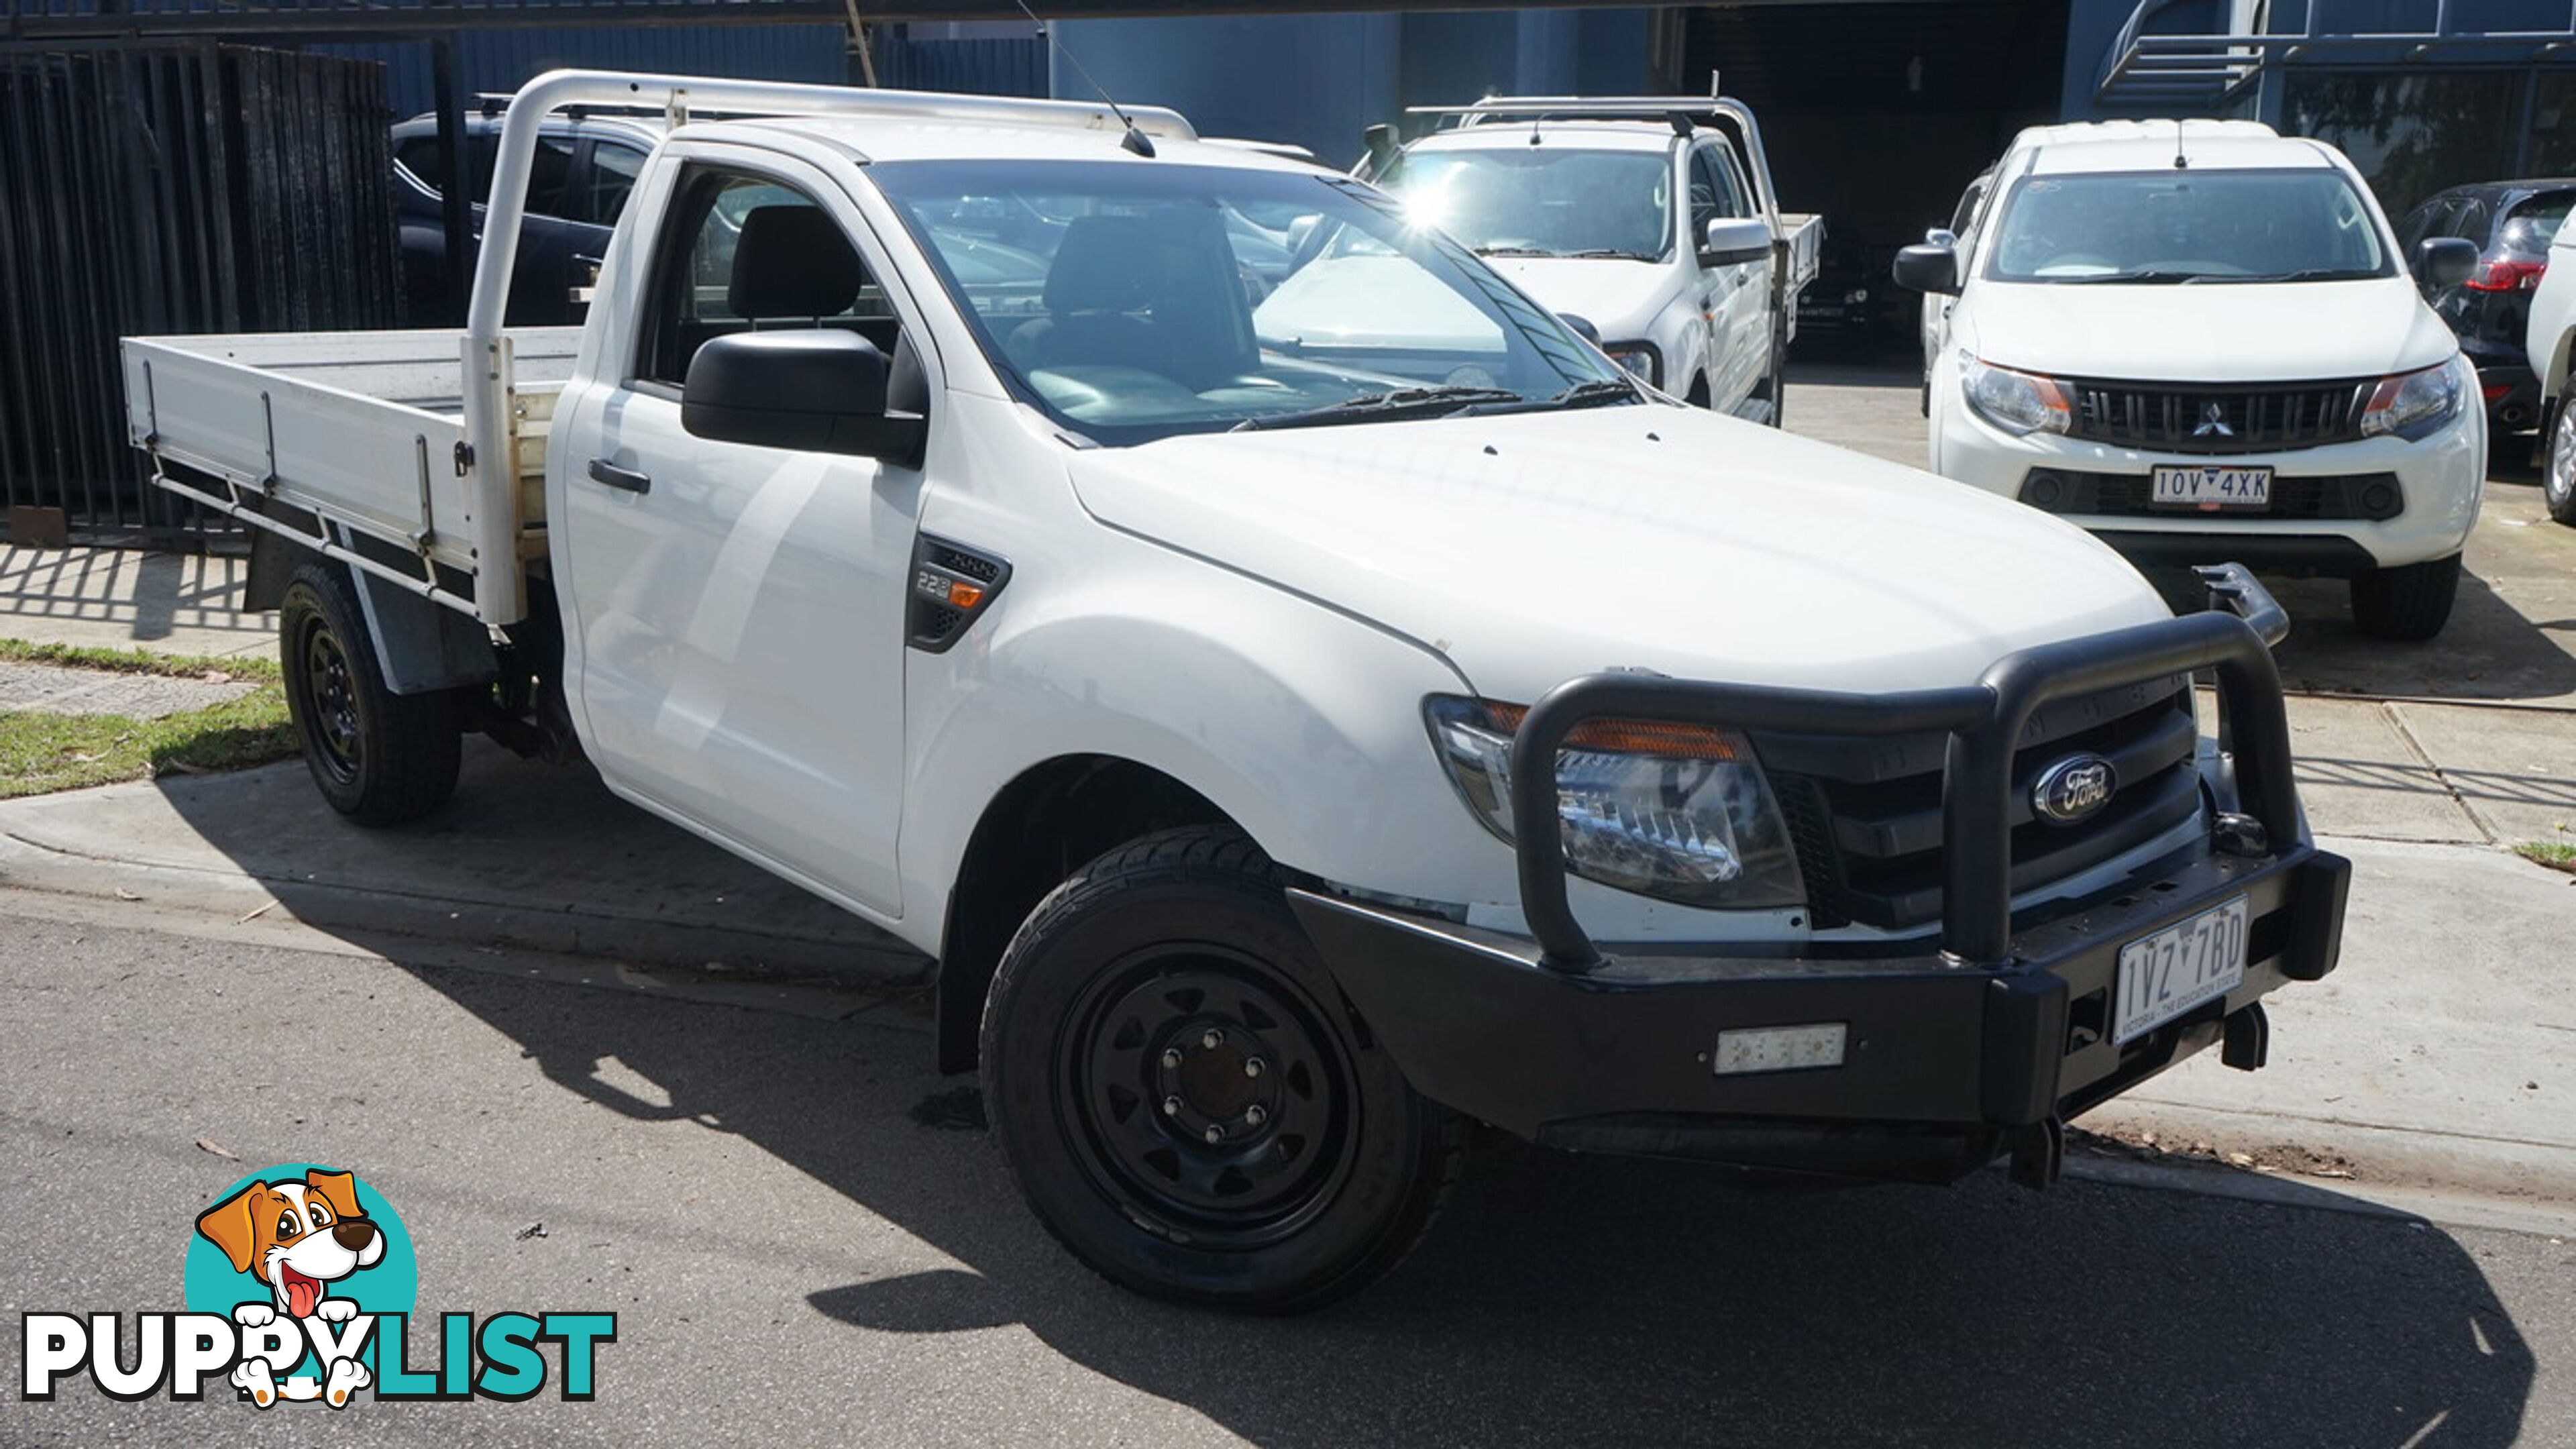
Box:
2020, 470, 2404, 522
2065, 378, 2373, 454
1754, 680, 2202, 932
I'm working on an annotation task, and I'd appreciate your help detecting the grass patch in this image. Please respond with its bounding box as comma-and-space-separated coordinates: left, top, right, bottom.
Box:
2514, 841, 2576, 875
0, 639, 296, 798
0, 636, 278, 683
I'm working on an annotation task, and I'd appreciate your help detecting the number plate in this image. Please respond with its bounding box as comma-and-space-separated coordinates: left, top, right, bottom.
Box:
2112, 897, 2249, 1044
2151, 465, 2272, 509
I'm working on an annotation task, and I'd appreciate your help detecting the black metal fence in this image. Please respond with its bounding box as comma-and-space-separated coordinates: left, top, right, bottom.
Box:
0, 44, 401, 545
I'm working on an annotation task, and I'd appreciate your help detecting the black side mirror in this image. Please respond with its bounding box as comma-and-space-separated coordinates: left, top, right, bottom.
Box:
1558, 313, 1602, 345
2413, 235, 2477, 290
682, 330, 926, 466
1359, 123, 1398, 180
1892, 242, 1961, 296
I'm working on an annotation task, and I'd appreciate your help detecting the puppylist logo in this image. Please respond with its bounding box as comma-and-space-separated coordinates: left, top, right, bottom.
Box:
19, 1164, 614, 1408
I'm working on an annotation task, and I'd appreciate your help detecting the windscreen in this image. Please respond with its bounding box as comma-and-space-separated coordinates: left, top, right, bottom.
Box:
1383, 148, 1676, 262
868, 159, 1626, 446
1984, 167, 2393, 284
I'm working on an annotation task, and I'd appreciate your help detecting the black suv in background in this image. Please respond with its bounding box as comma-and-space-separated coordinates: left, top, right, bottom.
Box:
2398, 180, 2573, 450
392, 108, 657, 326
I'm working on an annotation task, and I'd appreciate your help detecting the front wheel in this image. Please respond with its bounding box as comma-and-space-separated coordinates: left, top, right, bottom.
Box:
979, 827, 1464, 1312
2544, 396, 2576, 525
2349, 552, 2464, 643
278, 561, 462, 825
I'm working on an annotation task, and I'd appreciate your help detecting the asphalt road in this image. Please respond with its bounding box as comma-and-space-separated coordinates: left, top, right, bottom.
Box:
4, 908, 2569, 1448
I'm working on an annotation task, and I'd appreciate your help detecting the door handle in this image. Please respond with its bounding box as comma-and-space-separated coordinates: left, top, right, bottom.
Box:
586, 458, 651, 494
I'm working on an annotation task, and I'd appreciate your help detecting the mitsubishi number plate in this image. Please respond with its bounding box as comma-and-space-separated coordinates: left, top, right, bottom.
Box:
2112, 896, 2249, 1044
2151, 464, 2272, 508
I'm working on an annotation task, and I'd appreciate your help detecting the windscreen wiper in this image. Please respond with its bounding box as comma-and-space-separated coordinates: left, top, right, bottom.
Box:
2060, 268, 2209, 284
2223, 267, 2383, 283
1230, 385, 1528, 432
1457, 378, 1643, 417
1562, 248, 1658, 261
1474, 246, 1557, 258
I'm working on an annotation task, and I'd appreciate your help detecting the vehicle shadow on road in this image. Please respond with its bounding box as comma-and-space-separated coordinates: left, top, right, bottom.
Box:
2263, 565, 2576, 702
388, 956, 2537, 1449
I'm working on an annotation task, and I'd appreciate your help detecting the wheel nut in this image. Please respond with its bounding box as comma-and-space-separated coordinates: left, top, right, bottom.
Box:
1160, 1048, 1182, 1069
1162, 1095, 1183, 1117
1201, 1028, 1224, 1050
1243, 1057, 1266, 1079
1244, 1104, 1267, 1127
1203, 1124, 1224, 1144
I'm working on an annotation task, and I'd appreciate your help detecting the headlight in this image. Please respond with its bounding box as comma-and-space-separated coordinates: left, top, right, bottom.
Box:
1423, 696, 1805, 910
1603, 344, 1661, 388
1960, 355, 2072, 435
2359, 360, 2463, 441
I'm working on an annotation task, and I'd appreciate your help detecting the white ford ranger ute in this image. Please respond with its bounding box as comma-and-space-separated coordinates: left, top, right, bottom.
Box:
122, 73, 2351, 1311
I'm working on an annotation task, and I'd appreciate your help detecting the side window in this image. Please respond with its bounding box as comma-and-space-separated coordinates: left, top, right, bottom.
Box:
392, 131, 534, 212
568, 141, 647, 228
636, 166, 898, 388
394, 137, 443, 193
2447, 199, 2490, 243
1951, 178, 1987, 237
2396, 201, 2438, 250
524, 135, 578, 219
1688, 149, 1726, 242
1710, 148, 1754, 219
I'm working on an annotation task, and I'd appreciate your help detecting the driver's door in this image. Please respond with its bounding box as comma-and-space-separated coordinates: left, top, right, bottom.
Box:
553, 151, 924, 915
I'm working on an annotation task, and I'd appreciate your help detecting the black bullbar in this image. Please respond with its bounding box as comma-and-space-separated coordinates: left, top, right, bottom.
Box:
1285, 565, 2353, 1187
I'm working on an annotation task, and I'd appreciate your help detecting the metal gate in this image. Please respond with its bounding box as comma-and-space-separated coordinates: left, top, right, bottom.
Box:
0, 44, 402, 545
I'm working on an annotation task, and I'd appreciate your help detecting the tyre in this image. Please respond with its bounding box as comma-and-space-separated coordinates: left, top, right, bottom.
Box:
979, 826, 1464, 1312
278, 561, 462, 825
2349, 552, 2464, 643
2544, 396, 2576, 526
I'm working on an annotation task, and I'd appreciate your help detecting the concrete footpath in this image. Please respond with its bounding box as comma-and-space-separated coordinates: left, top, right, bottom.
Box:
1, 537, 2573, 1230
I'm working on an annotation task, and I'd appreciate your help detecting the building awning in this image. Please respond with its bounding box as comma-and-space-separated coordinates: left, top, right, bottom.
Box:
2096, 0, 2576, 107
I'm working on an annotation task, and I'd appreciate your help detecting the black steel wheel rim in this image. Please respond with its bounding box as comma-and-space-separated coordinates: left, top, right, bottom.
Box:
297, 614, 362, 786
1056, 944, 1360, 1250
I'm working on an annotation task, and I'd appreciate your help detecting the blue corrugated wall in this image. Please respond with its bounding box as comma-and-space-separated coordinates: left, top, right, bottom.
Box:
314, 24, 853, 119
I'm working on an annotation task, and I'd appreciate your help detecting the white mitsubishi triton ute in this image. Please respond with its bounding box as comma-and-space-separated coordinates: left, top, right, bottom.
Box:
1898, 121, 2486, 641
122, 72, 2351, 1311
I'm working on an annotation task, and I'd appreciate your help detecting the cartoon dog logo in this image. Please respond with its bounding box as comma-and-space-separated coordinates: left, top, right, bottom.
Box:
194, 1169, 384, 1407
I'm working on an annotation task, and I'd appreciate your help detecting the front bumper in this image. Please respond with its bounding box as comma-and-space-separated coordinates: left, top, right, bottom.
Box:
1290, 566, 2352, 1186
1932, 376, 2485, 572
1292, 843, 2347, 1183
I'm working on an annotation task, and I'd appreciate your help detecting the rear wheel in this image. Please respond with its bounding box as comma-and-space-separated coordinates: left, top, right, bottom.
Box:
979, 826, 1464, 1311
2349, 552, 2465, 643
278, 561, 462, 824
2544, 396, 2576, 525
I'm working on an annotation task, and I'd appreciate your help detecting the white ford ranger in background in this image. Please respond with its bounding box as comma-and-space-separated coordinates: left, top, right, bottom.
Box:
2524, 213, 2576, 524
1359, 95, 1821, 423
123, 72, 2349, 1312
1896, 120, 2486, 641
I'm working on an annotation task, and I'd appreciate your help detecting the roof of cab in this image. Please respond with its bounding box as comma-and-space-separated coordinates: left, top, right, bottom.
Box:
2009, 118, 2278, 152
2025, 131, 2342, 176
676, 113, 1324, 172
1405, 119, 1679, 155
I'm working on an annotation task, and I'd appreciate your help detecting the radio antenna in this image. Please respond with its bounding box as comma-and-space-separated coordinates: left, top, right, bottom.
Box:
1012, 0, 1155, 157
2174, 117, 2190, 170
